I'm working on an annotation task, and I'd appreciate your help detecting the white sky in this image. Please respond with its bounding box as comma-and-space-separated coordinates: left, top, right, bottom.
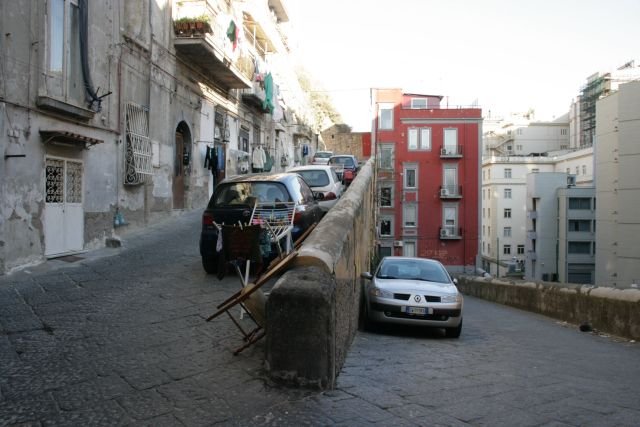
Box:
285, 0, 640, 131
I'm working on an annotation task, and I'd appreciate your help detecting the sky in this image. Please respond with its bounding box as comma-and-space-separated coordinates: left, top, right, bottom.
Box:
285, 0, 640, 131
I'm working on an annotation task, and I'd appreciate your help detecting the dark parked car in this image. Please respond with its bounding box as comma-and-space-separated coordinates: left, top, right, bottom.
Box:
328, 155, 359, 185
199, 173, 324, 274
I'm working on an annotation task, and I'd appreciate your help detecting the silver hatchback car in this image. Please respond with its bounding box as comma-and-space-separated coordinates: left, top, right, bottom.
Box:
361, 256, 463, 337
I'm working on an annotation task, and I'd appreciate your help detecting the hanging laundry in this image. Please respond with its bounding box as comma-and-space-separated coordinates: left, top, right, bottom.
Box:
226, 20, 239, 51
262, 72, 274, 113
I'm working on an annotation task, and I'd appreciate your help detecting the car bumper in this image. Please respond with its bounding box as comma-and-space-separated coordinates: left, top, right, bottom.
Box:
367, 299, 462, 327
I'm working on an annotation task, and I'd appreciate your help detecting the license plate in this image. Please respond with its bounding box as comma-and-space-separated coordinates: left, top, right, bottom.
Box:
406, 306, 427, 315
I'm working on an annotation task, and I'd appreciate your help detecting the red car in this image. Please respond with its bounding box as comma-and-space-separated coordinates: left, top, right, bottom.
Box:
328, 155, 359, 185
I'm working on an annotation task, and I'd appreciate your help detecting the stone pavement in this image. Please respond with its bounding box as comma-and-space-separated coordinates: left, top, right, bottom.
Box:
1, 211, 639, 426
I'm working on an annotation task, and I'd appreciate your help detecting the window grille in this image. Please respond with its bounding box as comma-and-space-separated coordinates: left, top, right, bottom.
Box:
124, 102, 152, 185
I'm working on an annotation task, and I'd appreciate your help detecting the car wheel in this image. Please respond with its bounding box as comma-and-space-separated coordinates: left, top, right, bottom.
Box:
202, 256, 218, 274
445, 318, 462, 338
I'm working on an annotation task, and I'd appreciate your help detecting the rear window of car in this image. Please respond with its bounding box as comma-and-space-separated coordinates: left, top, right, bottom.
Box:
295, 170, 330, 187
314, 152, 332, 159
329, 156, 355, 167
377, 260, 451, 283
211, 182, 290, 207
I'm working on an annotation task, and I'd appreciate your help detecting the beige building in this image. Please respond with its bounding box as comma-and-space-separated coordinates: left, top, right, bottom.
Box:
595, 81, 640, 288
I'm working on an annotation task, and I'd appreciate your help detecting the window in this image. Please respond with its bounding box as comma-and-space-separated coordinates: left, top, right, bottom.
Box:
482, 225, 485, 236
566, 168, 570, 174
482, 208, 485, 218
516, 145, 523, 151
504, 188, 512, 199
380, 219, 392, 236
378, 144, 394, 170
404, 167, 416, 189
569, 219, 591, 232
569, 198, 591, 210
488, 208, 490, 218
575, 166, 580, 175
124, 103, 152, 185
487, 169, 491, 179
403, 204, 417, 227
443, 166, 457, 194
504, 227, 511, 237
507, 145, 513, 152
504, 208, 512, 218
482, 189, 485, 200
403, 241, 416, 257
532, 168, 539, 174
517, 244, 525, 255
561, 128, 568, 135
503, 245, 511, 255
46, 0, 84, 104
443, 128, 458, 154
380, 187, 392, 207
408, 128, 431, 150
582, 165, 587, 175
517, 128, 523, 135
443, 206, 457, 235
568, 241, 591, 254
379, 246, 392, 258
411, 98, 427, 109
378, 104, 393, 130
504, 168, 512, 178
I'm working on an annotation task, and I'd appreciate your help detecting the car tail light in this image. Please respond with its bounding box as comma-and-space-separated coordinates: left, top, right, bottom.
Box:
323, 192, 337, 200
202, 212, 215, 225
293, 205, 304, 223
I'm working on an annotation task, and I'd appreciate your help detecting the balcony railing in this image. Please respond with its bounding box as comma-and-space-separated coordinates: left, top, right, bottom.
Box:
440, 145, 463, 158
173, 1, 252, 89
439, 226, 462, 240
239, 80, 267, 111
439, 185, 462, 199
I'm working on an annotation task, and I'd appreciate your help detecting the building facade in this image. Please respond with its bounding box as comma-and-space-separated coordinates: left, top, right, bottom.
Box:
0, 0, 328, 274
371, 89, 482, 273
595, 81, 640, 288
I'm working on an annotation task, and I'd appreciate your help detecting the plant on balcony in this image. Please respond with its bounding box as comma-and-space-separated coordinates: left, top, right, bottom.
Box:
174, 14, 211, 36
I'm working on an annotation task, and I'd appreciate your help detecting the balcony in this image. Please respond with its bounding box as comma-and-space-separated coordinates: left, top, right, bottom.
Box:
439, 226, 462, 240
240, 80, 267, 111
528, 250, 537, 261
527, 230, 537, 240
439, 185, 462, 199
440, 145, 463, 158
173, 2, 252, 89
527, 211, 538, 220
291, 123, 313, 139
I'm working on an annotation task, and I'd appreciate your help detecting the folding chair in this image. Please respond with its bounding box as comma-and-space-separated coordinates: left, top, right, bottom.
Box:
250, 201, 297, 257
206, 250, 298, 355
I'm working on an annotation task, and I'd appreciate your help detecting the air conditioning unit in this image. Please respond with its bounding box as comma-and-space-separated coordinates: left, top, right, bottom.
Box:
440, 147, 448, 155
440, 229, 448, 237
567, 175, 576, 186
440, 188, 449, 196
393, 240, 403, 247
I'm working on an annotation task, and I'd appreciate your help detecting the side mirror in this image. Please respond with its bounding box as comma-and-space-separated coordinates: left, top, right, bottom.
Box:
453, 278, 458, 285
361, 272, 373, 280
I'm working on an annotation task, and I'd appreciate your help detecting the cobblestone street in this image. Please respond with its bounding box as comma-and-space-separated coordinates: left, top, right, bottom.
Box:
1, 211, 639, 426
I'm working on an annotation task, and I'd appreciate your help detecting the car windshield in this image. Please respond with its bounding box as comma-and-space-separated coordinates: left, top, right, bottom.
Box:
212, 182, 290, 206
329, 157, 354, 167
376, 259, 451, 283
295, 170, 330, 187
314, 152, 332, 159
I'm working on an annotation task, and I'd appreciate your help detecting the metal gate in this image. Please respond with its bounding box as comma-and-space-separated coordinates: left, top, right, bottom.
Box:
44, 157, 84, 256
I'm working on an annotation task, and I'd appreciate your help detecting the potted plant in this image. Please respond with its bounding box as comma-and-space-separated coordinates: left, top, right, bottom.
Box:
174, 14, 211, 36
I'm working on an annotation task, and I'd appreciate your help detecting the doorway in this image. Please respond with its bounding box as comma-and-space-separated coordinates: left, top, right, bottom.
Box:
173, 122, 191, 209
44, 157, 84, 256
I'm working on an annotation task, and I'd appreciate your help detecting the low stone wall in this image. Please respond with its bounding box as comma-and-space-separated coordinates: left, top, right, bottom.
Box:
265, 159, 375, 389
457, 276, 640, 340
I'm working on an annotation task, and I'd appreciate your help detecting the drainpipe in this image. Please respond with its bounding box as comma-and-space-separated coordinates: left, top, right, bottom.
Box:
144, 1, 153, 224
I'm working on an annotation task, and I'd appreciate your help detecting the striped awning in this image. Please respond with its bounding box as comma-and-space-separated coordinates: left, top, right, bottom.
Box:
40, 130, 104, 149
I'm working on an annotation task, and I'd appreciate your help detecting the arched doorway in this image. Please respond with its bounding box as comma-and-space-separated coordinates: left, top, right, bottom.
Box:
173, 121, 192, 209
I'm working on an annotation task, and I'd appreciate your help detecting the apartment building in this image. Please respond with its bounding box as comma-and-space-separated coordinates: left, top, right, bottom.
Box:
371, 89, 482, 273
0, 0, 327, 274
595, 81, 640, 288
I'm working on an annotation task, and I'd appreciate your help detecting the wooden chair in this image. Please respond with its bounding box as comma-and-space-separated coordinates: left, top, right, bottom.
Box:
206, 250, 298, 355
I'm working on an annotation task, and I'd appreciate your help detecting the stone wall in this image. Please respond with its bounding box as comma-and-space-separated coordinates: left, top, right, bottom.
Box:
457, 276, 640, 340
265, 159, 375, 389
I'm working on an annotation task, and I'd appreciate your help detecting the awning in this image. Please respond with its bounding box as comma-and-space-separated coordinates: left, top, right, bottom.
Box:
40, 130, 104, 149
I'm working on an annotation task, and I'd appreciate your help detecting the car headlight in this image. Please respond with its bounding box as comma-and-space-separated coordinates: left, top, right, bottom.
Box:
441, 294, 462, 303
370, 287, 393, 299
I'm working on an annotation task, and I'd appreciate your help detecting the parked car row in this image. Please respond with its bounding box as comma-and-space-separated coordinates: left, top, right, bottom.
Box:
199, 153, 361, 275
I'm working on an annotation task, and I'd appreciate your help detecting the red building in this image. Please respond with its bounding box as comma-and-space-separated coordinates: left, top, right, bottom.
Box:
371, 89, 482, 272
